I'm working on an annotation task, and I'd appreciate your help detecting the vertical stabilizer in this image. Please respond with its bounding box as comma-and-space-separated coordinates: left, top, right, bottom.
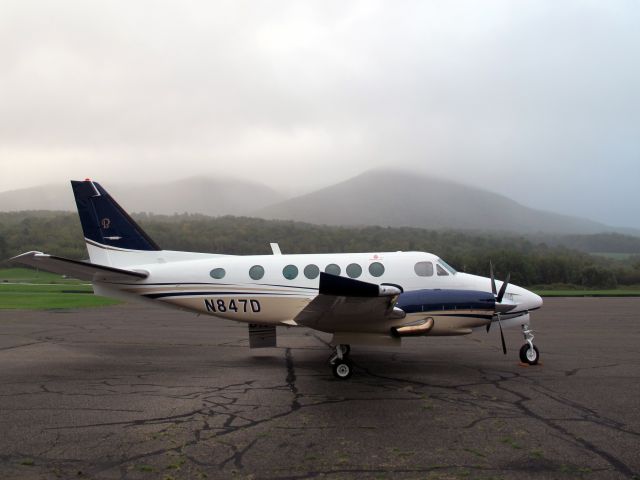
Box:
71, 180, 160, 266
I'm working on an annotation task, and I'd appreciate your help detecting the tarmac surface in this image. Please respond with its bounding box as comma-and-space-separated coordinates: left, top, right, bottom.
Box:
0, 298, 639, 479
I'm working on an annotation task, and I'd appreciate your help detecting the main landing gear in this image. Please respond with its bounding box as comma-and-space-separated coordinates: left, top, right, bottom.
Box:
329, 344, 352, 379
519, 323, 540, 365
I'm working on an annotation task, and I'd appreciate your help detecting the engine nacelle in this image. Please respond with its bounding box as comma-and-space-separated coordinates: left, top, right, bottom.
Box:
391, 289, 496, 336
396, 289, 496, 315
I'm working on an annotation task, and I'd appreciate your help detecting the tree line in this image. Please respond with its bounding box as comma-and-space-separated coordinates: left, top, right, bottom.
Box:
1, 211, 639, 288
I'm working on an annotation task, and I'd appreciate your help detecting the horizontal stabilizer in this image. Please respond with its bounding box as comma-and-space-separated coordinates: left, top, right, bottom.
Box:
10, 251, 148, 282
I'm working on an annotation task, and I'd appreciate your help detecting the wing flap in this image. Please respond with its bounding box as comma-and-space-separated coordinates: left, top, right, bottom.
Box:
10, 251, 148, 282
295, 273, 405, 333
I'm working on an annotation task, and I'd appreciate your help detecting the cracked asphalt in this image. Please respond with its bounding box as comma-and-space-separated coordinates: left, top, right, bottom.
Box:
0, 298, 639, 479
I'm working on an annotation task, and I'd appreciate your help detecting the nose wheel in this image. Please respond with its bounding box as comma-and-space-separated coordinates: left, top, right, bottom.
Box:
329, 344, 353, 379
519, 324, 540, 365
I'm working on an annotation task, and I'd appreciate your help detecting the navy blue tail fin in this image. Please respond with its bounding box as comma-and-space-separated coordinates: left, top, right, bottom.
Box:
71, 180, 161, 251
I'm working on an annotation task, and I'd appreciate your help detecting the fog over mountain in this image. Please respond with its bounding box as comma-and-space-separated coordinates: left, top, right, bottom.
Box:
0, 2, 639, 228
255, 170, 619, 235
0, 177, 284, 217
1, 170, 635, 236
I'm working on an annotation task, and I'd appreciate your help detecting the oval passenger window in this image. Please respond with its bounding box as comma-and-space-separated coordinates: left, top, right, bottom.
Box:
346, 263, 362, 278
282, 264, 299, 280
304, 264, 320, 279
325, 264, 341, 275
369, 262, 385, 277
210, 268, 226, 279
249, 265, 264, 280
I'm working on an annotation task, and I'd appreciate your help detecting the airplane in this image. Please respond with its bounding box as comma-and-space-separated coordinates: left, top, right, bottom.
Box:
11, 179, 543, 379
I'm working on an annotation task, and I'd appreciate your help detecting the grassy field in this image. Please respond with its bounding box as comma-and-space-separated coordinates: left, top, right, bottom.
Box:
532, 285, 640, 297
0, 268, 120, 310
0, 267, 83, 284
590, 252, 639, 260
534, 289, 640, 297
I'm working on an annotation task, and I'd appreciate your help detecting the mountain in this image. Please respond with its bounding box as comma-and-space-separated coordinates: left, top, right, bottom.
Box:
0, 184, 74, 211
1, 170, 632, 235
254, 169, 618, 235
0, 177, 285, 216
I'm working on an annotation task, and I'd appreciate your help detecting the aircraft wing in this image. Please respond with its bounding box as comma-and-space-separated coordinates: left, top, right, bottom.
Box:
294, 273, 405, 332
10, 251, 148, 282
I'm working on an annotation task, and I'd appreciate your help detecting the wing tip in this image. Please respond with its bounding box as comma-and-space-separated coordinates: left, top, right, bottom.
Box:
9, 251, 47, 263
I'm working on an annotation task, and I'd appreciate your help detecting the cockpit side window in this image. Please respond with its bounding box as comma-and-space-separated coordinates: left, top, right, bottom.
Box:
436, 264, 449, 276
438, 259, 457, 275
414, 261, 434, 277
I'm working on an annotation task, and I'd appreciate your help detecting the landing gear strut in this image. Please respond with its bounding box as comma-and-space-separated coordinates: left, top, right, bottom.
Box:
519, 323, 540, 365
329, 344, 353, 379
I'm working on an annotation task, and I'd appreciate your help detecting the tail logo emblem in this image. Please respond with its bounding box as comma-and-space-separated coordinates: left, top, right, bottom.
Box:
101, 218, 111, 229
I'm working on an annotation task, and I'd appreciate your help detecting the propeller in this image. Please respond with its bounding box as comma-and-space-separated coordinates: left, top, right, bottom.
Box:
486, 262, 510, 354
490, 261, 497, 296
496, 313, 507, 355
497, 272, 511, 303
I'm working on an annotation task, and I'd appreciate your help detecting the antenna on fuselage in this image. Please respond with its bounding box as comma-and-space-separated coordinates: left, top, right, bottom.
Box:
270, 243, 282, 255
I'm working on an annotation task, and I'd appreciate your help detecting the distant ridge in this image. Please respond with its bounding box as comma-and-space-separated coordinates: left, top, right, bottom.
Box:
0, 170, 634, 235
254, 169, 617, 235
0, 177, 285, 216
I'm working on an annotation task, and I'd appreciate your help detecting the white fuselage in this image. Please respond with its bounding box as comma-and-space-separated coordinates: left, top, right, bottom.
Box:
93, 250, 543, 333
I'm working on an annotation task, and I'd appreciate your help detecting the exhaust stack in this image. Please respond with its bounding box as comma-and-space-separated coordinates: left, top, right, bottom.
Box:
391, 317, 434, 337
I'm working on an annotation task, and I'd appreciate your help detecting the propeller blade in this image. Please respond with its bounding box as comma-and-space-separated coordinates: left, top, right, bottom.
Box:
495, 302, 517, 313
490, 261, 497, 296
497, 315, 507, 355
496, 273, 511, 303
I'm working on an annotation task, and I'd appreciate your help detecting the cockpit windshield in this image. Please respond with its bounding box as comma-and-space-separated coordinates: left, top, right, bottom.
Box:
437, 259, 457, 275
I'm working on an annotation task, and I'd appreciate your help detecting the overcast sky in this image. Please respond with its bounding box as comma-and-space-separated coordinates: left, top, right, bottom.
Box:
0, 0, 639, 227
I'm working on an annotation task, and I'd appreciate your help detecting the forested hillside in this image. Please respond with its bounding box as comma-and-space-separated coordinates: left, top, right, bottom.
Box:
2, 211, 639, 288
528, 233, 640, 254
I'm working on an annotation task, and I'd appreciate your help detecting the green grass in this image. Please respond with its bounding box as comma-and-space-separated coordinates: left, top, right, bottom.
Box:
0, 283, 120, 309
590, 252, 639, 260
0, 268, 120, 310
531, 282, 640, 297
0, 267, 83, 284
533, 287, 640, 297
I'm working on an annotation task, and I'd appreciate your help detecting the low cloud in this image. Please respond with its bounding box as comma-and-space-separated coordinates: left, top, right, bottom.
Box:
0, 0, 638, 226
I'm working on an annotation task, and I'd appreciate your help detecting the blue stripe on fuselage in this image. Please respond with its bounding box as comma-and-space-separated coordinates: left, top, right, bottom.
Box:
397, 289, 495, 314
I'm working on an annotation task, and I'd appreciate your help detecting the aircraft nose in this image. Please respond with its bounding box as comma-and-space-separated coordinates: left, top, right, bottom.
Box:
526, 290, 543, 311
510, 285, 543, 311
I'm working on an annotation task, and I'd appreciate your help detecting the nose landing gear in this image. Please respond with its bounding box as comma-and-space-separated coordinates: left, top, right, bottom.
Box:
329, 344, 353, 379
519, 323, 540, 365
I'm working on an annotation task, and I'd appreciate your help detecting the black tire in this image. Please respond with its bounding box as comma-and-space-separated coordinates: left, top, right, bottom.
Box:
332, 359, 353, 379
519, 343, 540, 365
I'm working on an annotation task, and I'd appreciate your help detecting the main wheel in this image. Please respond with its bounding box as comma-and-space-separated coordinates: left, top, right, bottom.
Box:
519, 343, 540, 365
332, 359, 353, 379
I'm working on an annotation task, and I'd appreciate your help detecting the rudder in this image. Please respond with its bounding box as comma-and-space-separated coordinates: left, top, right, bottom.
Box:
72, 180, 160, 265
